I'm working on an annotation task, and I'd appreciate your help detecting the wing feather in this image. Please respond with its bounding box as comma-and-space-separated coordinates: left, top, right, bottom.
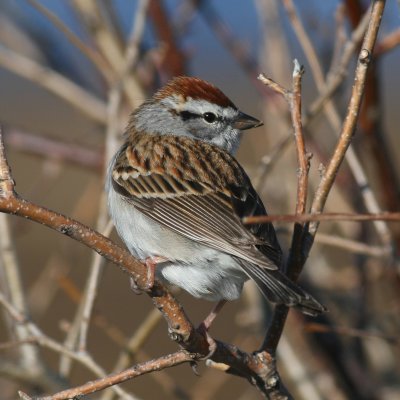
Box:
112, 133, 282, 270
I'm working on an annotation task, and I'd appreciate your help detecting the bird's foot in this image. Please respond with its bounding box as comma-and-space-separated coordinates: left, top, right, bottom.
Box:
130, 256, 168, 293
196, 323, 217, 359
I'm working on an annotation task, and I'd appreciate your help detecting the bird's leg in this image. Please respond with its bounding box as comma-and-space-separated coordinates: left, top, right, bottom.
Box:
197, 300, 227, 358
130, 256, 168, 293
201, 300, 227, 331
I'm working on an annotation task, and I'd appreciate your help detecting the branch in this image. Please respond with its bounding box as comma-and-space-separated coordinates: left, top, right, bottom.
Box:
4, 130, 103, 171
0, 45, 107, 125
290, 60, 308, 216
243, 212, 400, 224
20, 351, 193, 400
375, 27, 400, 55
26, 0, 113, 83
304, 9, 370, 124
71, 0, 146, 108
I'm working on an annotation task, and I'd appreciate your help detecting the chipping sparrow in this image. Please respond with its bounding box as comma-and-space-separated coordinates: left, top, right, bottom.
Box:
107, 76, 325, 316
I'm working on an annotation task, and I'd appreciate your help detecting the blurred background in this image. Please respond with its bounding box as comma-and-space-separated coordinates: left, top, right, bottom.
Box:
0, 0, 399, 399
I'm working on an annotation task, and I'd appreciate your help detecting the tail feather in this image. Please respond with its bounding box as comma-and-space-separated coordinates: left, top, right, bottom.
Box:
240, 262, 326, 316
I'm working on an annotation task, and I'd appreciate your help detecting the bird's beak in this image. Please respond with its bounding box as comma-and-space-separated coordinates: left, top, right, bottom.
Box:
233, 112, 263, 130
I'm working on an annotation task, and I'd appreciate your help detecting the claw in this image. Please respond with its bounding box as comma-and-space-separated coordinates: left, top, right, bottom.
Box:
190, 361, 200, 376
196, 323, 218, 359
129, 277, 142, 295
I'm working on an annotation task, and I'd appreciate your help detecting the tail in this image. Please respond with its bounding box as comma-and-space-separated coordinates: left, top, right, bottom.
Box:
240, 262, 326, 316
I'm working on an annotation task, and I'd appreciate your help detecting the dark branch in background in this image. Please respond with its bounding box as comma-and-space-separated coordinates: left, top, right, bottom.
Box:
148, 0, 186, 78
375, 28, 400, 55
4, 130, 104, 171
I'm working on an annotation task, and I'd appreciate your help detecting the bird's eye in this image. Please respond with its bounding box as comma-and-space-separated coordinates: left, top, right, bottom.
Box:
203, 112, 217, 123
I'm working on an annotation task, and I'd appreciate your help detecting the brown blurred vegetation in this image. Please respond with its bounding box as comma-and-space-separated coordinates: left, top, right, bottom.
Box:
0, 1, 399, 399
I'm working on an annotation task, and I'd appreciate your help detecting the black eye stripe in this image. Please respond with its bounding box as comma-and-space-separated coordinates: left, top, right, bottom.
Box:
179, 111, 199, 121
179, 110, 221, 123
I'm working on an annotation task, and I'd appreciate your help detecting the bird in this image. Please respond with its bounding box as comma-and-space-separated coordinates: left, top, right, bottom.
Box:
106, 76, 325, 326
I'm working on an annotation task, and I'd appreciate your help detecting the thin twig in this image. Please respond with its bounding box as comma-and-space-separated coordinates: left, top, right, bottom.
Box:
60, 88, 122, 375
290, 60, 308, 216
0, 338, 36, 351
0, 212, 41, 368
71, 0, 145, 108
305, 323, 399, 344
257, 61, 310, 389
243, 211, 400, 225
0, 292, 136, 400
78, 220, 114, 351
329, 4, 347, 74
375, 27, 400, 55
282, 0, 324, 85
304, 6, 370, 124
30, 351, 192, 400
0, 45, 107, 125
5, 130, 103, 171
25, 0, 113, 83
313, 232, 390, 258
109, 309, 162, 375
257, 74, 288, 97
